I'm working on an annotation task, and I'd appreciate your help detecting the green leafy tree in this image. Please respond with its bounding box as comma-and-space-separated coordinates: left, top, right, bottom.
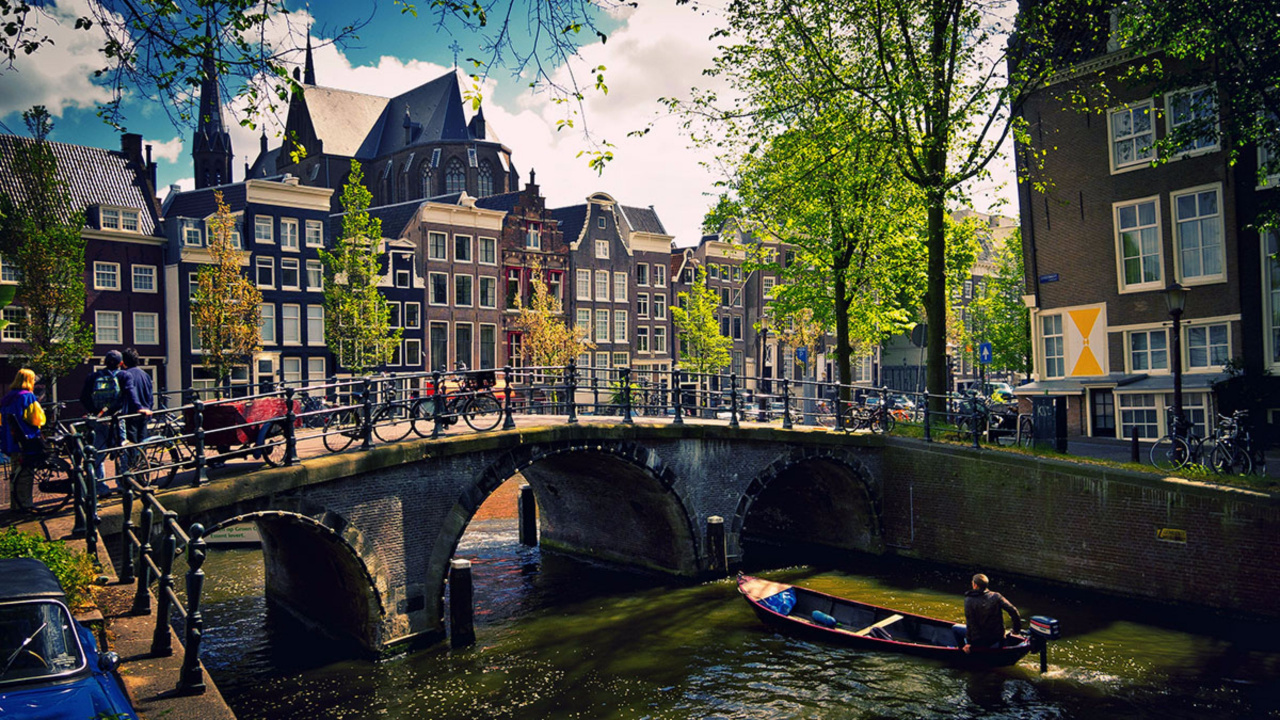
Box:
320, 160, 400, 375
0, 108, 95, 395
962, 229, 1031, 380
672, 266, 732, 379
514, 256, 593, 368
191, 191, 263, 390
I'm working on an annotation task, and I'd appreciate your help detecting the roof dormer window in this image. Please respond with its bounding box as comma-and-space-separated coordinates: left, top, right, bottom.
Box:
100, 206, 140, 232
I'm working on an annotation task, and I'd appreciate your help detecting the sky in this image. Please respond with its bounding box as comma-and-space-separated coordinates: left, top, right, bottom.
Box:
0, 0, 1017, 247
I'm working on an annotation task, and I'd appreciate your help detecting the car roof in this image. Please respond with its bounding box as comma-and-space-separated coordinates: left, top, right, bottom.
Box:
0, 558, 67, 603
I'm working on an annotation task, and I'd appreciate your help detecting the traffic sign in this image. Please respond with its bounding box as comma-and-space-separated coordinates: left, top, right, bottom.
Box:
977, 342, 993, 365
795, 347, 808, 364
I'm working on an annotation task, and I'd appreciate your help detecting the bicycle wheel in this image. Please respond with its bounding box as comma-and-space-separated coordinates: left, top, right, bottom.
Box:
322, 409, 360, 453
373, 403, 413, 443
463, 394, 503, 432
1210, 443, 1253, 476
23, 458, 74, 516
1017, 416, 1033, 448
120, 447, 154, 488
872, 409, 895, 434
1151, 435, 1190, 471
410, 398, 437, 438
143, 435, 184, 489
259, 421, 286, 467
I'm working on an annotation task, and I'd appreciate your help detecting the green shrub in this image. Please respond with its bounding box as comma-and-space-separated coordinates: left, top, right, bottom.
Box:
0, 527, 97, 608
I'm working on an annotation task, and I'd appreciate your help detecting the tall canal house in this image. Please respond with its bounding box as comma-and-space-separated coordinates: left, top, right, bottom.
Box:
1015, 18, 1278, 442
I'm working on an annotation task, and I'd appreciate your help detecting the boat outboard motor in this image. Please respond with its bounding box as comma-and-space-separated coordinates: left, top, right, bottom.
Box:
1028, 615, 1061, 672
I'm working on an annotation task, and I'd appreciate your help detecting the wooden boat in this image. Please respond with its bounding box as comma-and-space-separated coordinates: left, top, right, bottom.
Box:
738, 574, 1035, 667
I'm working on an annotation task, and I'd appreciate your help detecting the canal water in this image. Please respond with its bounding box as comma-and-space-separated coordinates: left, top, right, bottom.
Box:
194, 520, 1280, 719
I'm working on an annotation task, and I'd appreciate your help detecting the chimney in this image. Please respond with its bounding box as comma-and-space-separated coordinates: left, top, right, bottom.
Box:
260, 131, 268, 156
121, 133, 144, 166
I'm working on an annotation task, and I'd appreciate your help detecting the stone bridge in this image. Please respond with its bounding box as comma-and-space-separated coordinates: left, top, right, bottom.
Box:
100, 421, 1280, 655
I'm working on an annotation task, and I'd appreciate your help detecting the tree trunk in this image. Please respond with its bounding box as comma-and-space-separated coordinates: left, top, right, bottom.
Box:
833, 268, 852, 404
925, 198, 948, 413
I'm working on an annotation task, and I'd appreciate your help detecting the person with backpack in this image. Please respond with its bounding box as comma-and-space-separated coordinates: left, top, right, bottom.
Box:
2, 368, 47, 512
80, 350, 124, 496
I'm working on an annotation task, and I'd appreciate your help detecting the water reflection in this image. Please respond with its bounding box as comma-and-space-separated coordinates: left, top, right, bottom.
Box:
192, 519, 1280, 720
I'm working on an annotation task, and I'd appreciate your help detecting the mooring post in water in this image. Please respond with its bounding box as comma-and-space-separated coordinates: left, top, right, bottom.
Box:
518, 483, 538, 546
449, 559, 475, 648
706, 516, 727, 576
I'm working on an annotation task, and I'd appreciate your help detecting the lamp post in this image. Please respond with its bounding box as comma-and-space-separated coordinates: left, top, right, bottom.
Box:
1164, 282, 1189, 436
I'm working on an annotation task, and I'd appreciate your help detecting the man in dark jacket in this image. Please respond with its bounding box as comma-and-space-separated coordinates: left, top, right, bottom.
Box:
79, 351, 125, 495
119, 348, 153, 444
952, 573, 1021, 651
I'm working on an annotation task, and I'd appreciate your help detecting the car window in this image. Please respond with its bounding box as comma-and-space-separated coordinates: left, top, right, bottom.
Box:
0, 601, 86, 684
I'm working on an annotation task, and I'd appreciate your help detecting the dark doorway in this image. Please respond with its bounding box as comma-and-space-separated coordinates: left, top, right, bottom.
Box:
1090, 389, 1116, 437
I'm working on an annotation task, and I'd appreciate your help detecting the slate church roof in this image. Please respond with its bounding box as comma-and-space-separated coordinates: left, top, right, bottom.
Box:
0, 135, 160, 235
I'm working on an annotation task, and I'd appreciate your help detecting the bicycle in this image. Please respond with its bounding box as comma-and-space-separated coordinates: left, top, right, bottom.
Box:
410, 372, 504, 435
1150, 409, 1209, 472
1209, 410, 1257, 476
138, 402, 193, 489
4, 426, 77, 516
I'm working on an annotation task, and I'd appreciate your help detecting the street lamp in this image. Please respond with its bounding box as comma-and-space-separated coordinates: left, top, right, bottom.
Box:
1164, 282, 1189, 435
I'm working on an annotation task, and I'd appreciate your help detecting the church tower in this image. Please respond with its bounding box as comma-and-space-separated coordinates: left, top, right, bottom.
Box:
192, 19, 233, 189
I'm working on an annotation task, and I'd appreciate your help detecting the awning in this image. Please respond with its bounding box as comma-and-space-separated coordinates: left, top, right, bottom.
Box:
1112, 373, 1225, 393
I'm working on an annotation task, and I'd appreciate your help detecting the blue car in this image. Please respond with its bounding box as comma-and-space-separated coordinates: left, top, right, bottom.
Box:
0, 558, 138, 719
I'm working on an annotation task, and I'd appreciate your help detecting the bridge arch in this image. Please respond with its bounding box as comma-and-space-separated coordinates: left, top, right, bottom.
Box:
199, 506, 388, 652
423, 440, 701, 632
732, 446, 883, 559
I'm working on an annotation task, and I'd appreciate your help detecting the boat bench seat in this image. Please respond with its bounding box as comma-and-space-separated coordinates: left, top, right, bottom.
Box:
852, 614, 903, 636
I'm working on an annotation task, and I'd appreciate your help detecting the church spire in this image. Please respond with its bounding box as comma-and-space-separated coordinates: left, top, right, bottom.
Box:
304, 31, 315, 85
192, 16, 233, 188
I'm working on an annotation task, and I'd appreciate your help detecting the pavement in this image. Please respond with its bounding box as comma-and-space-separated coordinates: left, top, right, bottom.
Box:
1061, 434, 1278, 479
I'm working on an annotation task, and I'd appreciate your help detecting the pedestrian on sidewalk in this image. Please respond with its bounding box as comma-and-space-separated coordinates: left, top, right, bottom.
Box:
80, 350, 125, 496
2, 368, 47, 512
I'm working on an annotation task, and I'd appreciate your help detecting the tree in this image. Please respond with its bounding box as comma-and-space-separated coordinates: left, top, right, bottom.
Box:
672, 266, 732, 379
319, 160, 400, 375
513, 256, 592, 368
191, 191, 263, 390
962, 229, 1031, 379
0, 109, 95, 396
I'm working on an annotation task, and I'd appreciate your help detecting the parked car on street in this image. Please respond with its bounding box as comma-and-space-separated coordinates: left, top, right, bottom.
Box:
0, 558, 138, 719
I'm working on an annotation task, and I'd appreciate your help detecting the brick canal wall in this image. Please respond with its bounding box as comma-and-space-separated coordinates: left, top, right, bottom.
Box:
880, 437, 1280, 617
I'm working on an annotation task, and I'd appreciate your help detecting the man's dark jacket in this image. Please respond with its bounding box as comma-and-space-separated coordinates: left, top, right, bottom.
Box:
964, 589, 1021, 648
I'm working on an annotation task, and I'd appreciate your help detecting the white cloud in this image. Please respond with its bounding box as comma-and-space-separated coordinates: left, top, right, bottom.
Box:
0, 0, 113, 121
147, 136, 184, 163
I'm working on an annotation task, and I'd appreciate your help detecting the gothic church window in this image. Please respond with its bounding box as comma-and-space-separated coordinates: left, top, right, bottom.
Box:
445, 158, 467, 195
420, 164, 433, 198
478, 160, 494, 197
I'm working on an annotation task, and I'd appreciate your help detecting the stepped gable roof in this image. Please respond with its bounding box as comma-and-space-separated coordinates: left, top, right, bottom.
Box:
473, 190, 521, 213
550, 204, 588, 246
616, 205, 668, 236
0, 135, 159, 235
162, 181, 248, 220
367, 200, 425, 239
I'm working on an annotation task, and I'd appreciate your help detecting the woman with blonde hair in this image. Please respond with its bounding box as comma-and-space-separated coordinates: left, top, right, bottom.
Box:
2, 368, 47, 512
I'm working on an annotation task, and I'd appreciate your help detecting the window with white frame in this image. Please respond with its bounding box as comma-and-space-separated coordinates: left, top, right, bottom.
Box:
479, 276, 497, 309
305, 220, 324, 247
1119, 393, 1160, 439
614, 310, 627, 342
1115, 198, 1163, 291
1042, 314, 1065, 378
281, 218, 299, 250
0, 257, 19, 283
548, 272, 562, 301
762, 276, 775, 297
612, 352, 629, 368
1128, 329, 1168, 372
388, 302, 402, 328
732, 316, 743, 340
306, 260, 323, 290
1186, 323, 1229, 369
637, 293, 649, 318
281, 258, 300, 289
654, 294, 667, 320
93, 262, 120, 290
260, 304, 276, 344
1110, 101, 1155, 171
405, 339, 423, 368
479, 324, 496, 370
654, 263, 666, 287
1266, 230, 1280, 368
100, 207, 119, 230
189, 314, 202, 351
132, 265, 156, 292
577, 352, 590, 370
506, 269, 521, 309
613, 272, 628, 302
227, 218, 242, 248
429, 232, 447, 261
2, 307, 24, 341
733, 288, 742, 307
1260, 111, 1279, 187
455, 234, 472, 263
595, 239, 609, 259
95, 310, 122, 343
256, 256, 274, 287
454, 274, 473, 307
282, 304, 301, 344
654, 326, 667, 354
479, 237, 497, 264
525, 223, 541, 250
307, 357, 325, 385
595, 310, 609, 343
576, 309, 591, 338
404, 302, 421, 329
282, 357, 302, 385
595, 351, 609, 369
576, 269, 591, 300
637, 263, 649, 286
595, 270, 609, 301
1173, 186, 1224, 283
255, 216, 273, 243
133, 312, 158, 345
637, 326, 650, 353
183, 220, 202, 246
1166, 86, 1218, 156
307, 305, 324, 345
429, 272, 448, 305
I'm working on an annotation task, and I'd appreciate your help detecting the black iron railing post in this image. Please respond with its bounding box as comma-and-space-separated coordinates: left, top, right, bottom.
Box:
192, 400, 208, 486
151, 513, 177, 656
119, 484, 136, 584
360, 377, 374, 451
923, 397, 932, 443
68, 430, 89, 538
671, 365, 683, 425
566, 360, 578, 424
971, 399, 981, 450
179, 523, 207, 694
282, 386, 299, 466
781, 378, 793, 430
729, 373, 740, 429
130, 493, 153, 615
592, 373, 601, 414
502, 366, 517, 430
431, 370, 444, 438
621, 367, 634, 424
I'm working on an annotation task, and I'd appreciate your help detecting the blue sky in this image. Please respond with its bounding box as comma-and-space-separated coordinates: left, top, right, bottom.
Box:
0, 0, 1016, 246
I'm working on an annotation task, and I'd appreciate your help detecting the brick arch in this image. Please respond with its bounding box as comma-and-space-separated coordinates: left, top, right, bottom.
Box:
421, 439, 702, 636
731, 446, 883, 557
